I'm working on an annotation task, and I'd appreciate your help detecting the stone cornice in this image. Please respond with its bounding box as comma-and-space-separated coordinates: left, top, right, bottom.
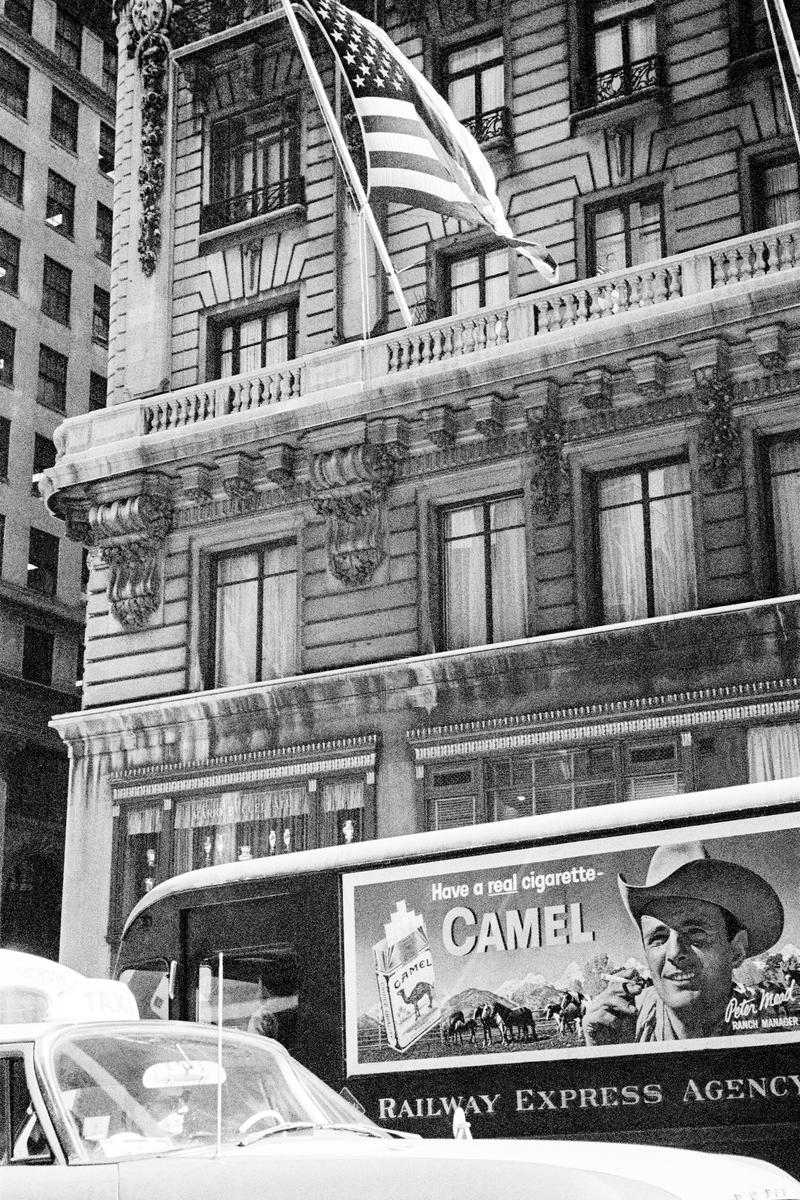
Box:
0, 15, 115, 118
408, 677, 800, 760
110, 734, 379, 800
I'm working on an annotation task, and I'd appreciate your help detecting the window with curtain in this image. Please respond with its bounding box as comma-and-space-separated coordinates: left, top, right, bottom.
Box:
210, 540, 298, 686
46, 170, 75, 238
0, 49, 29, 119
597, 460, 697, 623
120, 805, 163, 919
747, 723, 800, 781
173, 786, 310, 871
42, 256, 71, 326
587, 189, 664, 274
50, 88, 78, 154
583, 0, 657, 106
753, 157, 800, 230
444, 36, 507, 144
214, 305, 296, 379
768, 435, 800, 594
204, 100, 301, 233
55, 6, 82, 71
0, 228, 19, 295
0, 136, 24, 205
447, 247, 509, 315
321, 778, 365, 845
441, 494, 527, 650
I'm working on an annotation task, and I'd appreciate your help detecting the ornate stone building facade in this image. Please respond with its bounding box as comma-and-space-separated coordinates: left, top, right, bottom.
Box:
0, 0, 115, 955
41, 0, 800, 974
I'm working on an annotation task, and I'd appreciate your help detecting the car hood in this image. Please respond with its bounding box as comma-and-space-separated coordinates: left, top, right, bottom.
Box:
115, 1134, 799, 1200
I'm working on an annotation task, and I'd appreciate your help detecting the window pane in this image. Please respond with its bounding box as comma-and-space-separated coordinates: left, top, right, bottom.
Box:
629, 199, 662, 264
593, 205, 626, 272
0, 228, 20, 293
215, 577, 259, 686
599, 476, 647, 622
264, 309, 290, 366
594, 23, 623, 72
448, 75, 475, 121
22, 627, 54, 685
629, 12, 656, 59
0, 49, 29, 118
261, 545, 297, 680
0, 320, 16, 387
649, 467, 696, 615
769, 437, 800, 593
238, 317, 262, 373
0, 136, 24, 204
443, 512, 486, 648
444, 503, 484, 540
490, 524, 526, 640
450, 255, 480, 288
762, 161, 800, 227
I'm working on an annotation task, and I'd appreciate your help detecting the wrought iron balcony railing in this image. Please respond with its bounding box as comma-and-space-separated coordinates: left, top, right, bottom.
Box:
580, 53, 662, 110
200, 177, 305, 234
461, 105, 511, 146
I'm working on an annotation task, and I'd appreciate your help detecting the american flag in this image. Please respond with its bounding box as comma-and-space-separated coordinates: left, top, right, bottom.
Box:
296, 0, 558, 282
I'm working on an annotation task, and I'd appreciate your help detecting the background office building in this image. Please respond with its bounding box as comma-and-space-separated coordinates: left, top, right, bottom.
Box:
41, 0, 800, 975
0, 0, 115, 955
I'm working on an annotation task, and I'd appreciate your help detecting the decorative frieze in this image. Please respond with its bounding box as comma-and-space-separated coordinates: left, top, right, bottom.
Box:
408, 677, 800, 761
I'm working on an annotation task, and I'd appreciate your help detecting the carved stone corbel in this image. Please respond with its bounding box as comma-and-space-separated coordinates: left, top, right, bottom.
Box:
309, 441, 405, 587
261, 443, 296, 488
87, 493, 174, 629
746, 322, 788, 372
628, 352, 668, 400
576, 365, 613, 410
683, 337, 740, 489
218, 452, 256, 500
471, 393, 506, 441
421, 404, 458, 448
179, 463, 214, 507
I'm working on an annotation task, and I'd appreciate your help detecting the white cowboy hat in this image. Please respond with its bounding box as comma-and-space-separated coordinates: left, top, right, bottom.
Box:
618, 840, 783, 956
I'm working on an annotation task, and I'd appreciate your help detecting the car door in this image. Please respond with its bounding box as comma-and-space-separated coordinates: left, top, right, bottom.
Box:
0, 1043, 117, 1200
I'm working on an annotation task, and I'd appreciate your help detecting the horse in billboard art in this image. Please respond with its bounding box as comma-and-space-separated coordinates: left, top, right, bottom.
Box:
491, 1001, 537, 1043
441, 1010, 479, 1046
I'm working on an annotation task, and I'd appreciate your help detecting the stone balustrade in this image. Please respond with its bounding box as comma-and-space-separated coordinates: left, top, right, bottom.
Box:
57, 220, 800, 460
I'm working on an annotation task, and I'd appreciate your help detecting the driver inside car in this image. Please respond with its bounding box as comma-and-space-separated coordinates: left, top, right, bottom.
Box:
143, 1087, 190, 1139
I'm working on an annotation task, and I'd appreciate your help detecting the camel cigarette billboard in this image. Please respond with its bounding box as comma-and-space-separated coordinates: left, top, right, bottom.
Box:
342, 810, 800, 1075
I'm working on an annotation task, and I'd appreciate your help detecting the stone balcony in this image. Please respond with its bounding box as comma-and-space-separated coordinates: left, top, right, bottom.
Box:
41, 219, 800, 521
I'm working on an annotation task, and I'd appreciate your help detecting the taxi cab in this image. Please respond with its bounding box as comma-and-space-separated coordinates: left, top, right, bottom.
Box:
2, 1014, 799, 1200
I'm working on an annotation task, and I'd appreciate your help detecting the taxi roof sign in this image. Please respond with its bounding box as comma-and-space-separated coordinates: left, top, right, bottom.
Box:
0, 949, 138, 1023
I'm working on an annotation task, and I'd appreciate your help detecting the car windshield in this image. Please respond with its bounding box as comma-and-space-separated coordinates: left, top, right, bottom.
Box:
47, 1025, 378, 1160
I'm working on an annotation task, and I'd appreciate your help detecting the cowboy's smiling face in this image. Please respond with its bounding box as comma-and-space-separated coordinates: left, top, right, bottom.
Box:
639, 897, 749, 1022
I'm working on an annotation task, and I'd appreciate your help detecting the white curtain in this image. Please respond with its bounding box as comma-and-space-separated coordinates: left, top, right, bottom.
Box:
770, 439, 800, 593
322, 779, 365, 812
490, 501, 527, 641
261, 543, 297, 679
126, 806, 162, 836
215, 553, 259, 686
748, 724, 800, 782
650, 479, 697, 615
444, 507, 486, 648
599, 474, 647, 622
173, 786, 309, 872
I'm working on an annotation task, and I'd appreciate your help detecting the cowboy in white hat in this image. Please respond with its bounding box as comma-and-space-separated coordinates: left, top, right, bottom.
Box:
583, 841, 784, 1045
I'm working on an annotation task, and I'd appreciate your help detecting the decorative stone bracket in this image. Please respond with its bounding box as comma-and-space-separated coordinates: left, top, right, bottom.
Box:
525, 381, 566, 522
309, 431, 407, 587
684, 337, 741, 490
65, 491, 173, 630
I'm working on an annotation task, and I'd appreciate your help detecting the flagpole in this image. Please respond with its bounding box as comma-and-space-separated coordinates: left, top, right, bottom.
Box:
772, 0, 800, 102
763, 0, 800, 159
278, 0, 414, 329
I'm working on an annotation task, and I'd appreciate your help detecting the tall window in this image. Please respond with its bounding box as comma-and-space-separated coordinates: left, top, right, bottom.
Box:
92, 286, 110, 344
440, 494, 527, 650
584, 0, 658, 107
31, 434, 56, 494
596, 460, 697, 623
205, 101, 300, 232
0, 321, 15, 387
768, 435, 800, 594
210, 541, 298, 686
55, 7, 81, 71
42, 257, 71, 325
46, 170, 75, 237
50, 88, 78, 153
0, 49, 29, 118
0, 136, 24, 204
445, 36, 507, 143
89, 370, 106, 411
448, 247, 509, 315
753, 157, 800, 230
587, 190, 664, 273
4, 0, 33, 34
215, 306, 296, 377
95, 201, 112, 261
98, 122, 114, 177
0, 416, 10, 477
22, 626, 54, 686
37, 345, 68, 412
27, 525, 59, 595
0, 228, 20, 294
102, 41, 117, 98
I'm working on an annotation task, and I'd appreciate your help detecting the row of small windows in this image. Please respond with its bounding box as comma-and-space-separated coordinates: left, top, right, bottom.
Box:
0, 327, 105, 412
0, 54, 115, 172
0, 270, 109, 350
202, 437, 800, 688
3, 0, 117, 96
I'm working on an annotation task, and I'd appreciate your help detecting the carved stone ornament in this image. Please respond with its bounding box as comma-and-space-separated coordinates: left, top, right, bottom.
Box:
309, 443, 403, 587
684, 338, 741, 490
87, 494, 174, 630
130, 0, 173, 37
526, 388, 567, 522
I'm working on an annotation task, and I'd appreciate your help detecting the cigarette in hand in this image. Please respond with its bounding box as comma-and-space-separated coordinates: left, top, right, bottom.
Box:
601, 971, 645, 994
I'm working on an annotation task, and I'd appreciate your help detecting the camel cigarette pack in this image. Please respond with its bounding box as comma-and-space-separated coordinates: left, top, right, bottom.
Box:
373, 900, 440, 1051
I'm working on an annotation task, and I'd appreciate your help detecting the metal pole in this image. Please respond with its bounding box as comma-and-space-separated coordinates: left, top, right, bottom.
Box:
764, 0, 800, 159
278, 0, 414, 328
